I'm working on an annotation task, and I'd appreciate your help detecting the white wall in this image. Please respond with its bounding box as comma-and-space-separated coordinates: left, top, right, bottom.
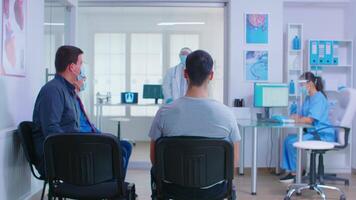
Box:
228, 0, 284, 168
0, 1, 44, 199
283, 5, 345, 40
228, 0, 284, 106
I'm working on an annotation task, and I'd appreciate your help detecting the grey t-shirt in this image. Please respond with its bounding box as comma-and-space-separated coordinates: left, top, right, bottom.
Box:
149, 96, 241, 143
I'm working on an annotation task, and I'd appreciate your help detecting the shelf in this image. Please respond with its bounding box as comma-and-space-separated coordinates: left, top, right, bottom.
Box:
310, 65, 352, 69
325, 90, 339, 93
288, 68, 302, 71
286, 24, 304, 87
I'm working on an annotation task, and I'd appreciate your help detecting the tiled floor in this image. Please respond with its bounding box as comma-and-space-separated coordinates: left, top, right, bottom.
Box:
29, 142, 356, 200
131, 141, 150, 162
125, 169, 356, 200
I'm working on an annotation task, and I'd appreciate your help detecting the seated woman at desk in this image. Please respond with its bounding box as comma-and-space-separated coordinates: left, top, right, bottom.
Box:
280, 72, 336, 183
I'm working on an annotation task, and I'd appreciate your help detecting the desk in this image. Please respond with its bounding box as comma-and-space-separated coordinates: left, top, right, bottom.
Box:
237, 119, 313, 195
95, 103, 161, 129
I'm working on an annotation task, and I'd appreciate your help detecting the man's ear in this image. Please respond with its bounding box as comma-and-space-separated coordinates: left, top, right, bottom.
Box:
68, 63, 75, 73
209, 71, 214, 80
184, 69, 188, 79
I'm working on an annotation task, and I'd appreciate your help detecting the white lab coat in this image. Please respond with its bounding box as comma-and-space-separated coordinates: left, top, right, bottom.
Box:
162, 63, 187, 103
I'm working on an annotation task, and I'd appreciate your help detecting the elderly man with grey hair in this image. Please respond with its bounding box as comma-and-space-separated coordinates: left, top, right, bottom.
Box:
162, 47, 192, 104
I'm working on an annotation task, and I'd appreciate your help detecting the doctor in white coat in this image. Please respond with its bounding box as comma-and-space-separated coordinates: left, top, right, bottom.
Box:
162, 47, 192, 104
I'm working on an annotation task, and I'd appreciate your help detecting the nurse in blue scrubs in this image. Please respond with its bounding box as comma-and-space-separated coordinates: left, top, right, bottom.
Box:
280, 72, 336, 183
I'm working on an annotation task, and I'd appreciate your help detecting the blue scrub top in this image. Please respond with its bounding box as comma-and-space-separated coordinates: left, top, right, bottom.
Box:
300, 91, 336, 141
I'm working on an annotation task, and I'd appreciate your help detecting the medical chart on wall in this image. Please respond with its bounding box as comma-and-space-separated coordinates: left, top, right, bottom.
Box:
245, 13, 269, 44
245, 50, 269, 81
1, 0, 26, 77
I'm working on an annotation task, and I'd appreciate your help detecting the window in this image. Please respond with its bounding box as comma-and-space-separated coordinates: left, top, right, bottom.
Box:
131, 33, 163, 116
94, 33, 126, 116
92, 32, 227, 117
93, 31, 224, 117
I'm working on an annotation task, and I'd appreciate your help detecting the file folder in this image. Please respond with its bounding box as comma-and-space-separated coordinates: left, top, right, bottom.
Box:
318, 40, 326, 65
332, 41, 339, 65
310, 40, 319, 65
324, 40, 333, 65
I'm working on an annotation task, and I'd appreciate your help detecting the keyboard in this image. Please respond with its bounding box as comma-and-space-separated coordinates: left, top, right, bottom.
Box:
258, 116, 296, 124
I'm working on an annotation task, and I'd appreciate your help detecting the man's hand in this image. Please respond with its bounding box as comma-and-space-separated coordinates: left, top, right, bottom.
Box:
291, 114, 300, 121
73, 78, 86, 92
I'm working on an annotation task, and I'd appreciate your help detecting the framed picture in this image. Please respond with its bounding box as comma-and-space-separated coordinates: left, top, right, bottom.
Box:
1, 0, 27, 77
245, 13, 269, 44
245, 50, 268, 81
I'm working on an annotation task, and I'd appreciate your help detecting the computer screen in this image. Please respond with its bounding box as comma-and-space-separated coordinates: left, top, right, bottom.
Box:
254, 83, 289, 107
121, 92, 138, 104
143, 84, 163, 104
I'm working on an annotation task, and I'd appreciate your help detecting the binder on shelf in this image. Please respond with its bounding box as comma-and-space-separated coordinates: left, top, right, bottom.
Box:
318, 40, 326, 65
324, 40, 333, 65
310, 40, 319, 65
333, 41, 339, 65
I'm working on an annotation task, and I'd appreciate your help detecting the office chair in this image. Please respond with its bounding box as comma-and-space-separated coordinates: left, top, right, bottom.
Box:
44, 133, 136, 200
285, 88, 356, 200
285, 127, 349, 200
17, 121, 47, 200
318, 88, 356, 185
154, 136, 235, 200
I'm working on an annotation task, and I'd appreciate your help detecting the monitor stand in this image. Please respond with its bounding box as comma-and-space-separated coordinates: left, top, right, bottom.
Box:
264, 107, 271, 119
155, 98, 159, 104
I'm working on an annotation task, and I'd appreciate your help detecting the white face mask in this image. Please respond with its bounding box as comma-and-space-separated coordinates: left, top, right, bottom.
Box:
77, 68, 87, 91
300, 85, 308, 96
179, 55, 187, 65
298, 80, 308, 96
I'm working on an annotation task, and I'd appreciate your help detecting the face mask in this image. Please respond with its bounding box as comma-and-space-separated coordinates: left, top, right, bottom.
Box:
300, 86, 308, 96
77, 68, 87, 92
179, 55, 187, 65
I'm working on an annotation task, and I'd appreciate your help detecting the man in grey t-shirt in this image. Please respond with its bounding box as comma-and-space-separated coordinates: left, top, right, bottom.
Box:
149, 50, 240, 199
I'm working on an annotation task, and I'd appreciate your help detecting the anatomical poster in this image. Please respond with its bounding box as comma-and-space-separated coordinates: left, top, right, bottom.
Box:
245, 50, 268, 81
1, 0, 26, 76
245, 13, 268, 44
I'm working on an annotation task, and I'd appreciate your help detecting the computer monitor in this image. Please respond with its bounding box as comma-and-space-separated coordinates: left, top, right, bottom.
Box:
121, 92, 138, 104
143, 84, 164, 104
254, 83, 289, 118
